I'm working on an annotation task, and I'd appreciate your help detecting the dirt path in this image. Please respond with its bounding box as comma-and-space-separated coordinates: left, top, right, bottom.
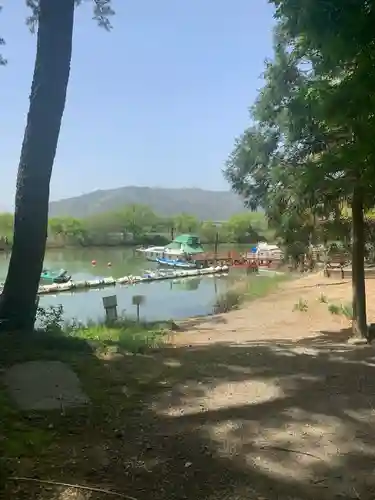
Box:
174, 272, 358, 345
6, 272, 375, 499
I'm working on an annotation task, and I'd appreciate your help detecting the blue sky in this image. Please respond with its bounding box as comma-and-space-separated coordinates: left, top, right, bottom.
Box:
0, 0, 275, 209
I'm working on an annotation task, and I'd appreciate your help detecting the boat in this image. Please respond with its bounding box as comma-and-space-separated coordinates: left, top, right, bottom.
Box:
250, 242, 284, 261
40, 268, 71, 284
156, 257, 198, 269
136, 245, 166, 261
137, 234, 205, 262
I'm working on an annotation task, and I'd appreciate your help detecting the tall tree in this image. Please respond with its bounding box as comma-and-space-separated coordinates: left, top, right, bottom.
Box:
0, 0, 114, 332
269, 0, 375, 337
225, 14, 375, 337
223, 213, 263, 243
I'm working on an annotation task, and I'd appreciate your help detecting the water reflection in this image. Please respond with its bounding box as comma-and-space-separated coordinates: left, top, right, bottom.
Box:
170, 277, 201, 291
39, 274, 228, 322
0, 248, 233, 321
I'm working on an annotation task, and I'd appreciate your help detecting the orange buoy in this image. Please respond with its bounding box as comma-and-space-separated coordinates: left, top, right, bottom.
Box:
91, 260, 97, 266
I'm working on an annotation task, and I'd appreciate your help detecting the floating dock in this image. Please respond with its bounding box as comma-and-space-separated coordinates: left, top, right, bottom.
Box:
34, 265, 230, 295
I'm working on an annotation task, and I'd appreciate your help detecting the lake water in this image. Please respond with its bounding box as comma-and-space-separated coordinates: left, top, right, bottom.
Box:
0, 247, 250, 323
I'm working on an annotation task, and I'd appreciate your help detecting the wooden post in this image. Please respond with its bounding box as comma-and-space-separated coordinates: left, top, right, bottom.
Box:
214, 231, 219, 263
102, 295, 118, 322
132, 295, 145, 322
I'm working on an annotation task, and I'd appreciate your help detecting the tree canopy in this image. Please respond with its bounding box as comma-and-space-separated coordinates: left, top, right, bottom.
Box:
0, 205, 271, 247
224, 1, 375, 337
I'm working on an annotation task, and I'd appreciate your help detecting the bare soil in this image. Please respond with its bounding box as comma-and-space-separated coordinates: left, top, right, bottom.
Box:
4, 272, 375, 499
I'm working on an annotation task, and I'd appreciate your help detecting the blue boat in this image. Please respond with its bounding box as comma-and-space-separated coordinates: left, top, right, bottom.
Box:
156, 257, 198, 269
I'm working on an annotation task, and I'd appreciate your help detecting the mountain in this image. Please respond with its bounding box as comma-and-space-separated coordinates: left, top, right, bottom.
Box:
49, 186, 246, 220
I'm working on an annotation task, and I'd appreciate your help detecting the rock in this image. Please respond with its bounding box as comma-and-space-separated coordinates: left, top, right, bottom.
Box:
3, 360, 90, 410
347, 337, 369, 346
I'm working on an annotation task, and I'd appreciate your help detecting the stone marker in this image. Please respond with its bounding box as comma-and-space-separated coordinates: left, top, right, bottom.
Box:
347, 336, 369, 346
4, 360, 90, 410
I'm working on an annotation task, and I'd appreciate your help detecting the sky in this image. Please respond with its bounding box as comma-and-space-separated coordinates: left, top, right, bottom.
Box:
0, 0, 276, 209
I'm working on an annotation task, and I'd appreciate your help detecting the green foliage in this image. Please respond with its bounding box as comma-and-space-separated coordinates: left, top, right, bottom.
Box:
35, 303, 167, 354
341, 302, 354, 320
48, 216, 87, 245
328, 302, 354, 320
199, 220, 219, 243
0, 205, 273, 247
68, 318, 167, 354
36, 304, 65, 333
0, 1, 114, 65
173, 213, 199, 233
222, 212, 265, 243
213, 289, 243, 313
224, 2, 375, 336
26, 0, 114, 32
224, 17, 370, 244
328, 303, 341, 315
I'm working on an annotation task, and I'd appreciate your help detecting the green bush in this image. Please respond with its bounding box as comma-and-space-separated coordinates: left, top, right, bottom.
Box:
328, 303, 342, 315
213, 289, 243, 313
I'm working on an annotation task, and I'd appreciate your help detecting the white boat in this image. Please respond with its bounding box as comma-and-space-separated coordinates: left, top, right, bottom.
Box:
137, 234, 205, 262
137, 245, 167, 261
249, 242, 284, 261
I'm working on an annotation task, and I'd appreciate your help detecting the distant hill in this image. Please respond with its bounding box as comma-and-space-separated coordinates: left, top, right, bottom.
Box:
49, 186, 246, 220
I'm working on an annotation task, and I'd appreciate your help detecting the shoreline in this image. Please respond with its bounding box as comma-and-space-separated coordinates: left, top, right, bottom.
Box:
171, 271, 356, 346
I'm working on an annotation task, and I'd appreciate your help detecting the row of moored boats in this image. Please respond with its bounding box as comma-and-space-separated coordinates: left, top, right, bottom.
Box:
35, 265, 230, 295
136, 233, 283, 269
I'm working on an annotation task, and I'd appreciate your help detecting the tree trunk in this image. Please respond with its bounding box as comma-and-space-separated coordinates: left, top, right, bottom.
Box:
0, 0, 75, 332
351, 186, 367, 338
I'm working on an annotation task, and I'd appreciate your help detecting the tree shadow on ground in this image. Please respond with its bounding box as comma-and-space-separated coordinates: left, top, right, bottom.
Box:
3, 328, 375, 499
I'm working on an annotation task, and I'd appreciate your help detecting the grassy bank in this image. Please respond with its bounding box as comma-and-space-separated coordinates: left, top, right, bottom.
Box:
0, 317, 175, 498
65, 317, 173, 354
213, 272, 288, 313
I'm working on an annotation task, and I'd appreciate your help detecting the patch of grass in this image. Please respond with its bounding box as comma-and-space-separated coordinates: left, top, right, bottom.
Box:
67, 317, 168, 354
327, 302, 354, 320
328, 303, 342, 315
213, 273, 287, 313
293, 298, 308, 312
33, 305, 170, 356
341, 302, 354, 320
213, 289, 243, 313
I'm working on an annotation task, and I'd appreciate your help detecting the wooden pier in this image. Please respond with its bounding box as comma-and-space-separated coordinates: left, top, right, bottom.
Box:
193, 250, 282, 269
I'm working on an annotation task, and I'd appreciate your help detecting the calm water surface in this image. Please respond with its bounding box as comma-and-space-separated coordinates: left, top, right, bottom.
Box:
0, 247, 251, 322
